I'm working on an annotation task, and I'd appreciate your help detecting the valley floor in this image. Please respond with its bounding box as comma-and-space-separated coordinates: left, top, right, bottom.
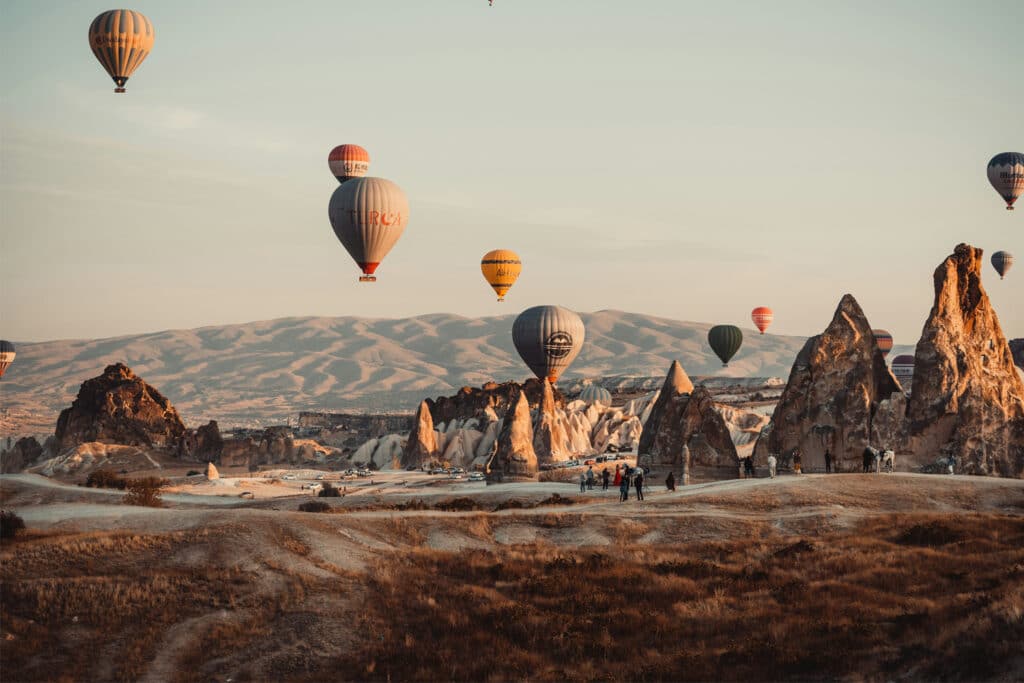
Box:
2, 473, 1023, 681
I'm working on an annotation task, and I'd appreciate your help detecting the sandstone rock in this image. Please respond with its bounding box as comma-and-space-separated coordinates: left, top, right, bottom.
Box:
55, 363, 186, 452
259, 426, 295, 464
206, 461, 220, 480
905, 244, 1024, 476
428, 378, 563, 427
0, 436, 45, 473
637, 361, 695, 458
490, 389, 537, 480
767, 294, 902, 472
178, 420, 224, 462
402, 400, 438, 468
533, 380, 569, 463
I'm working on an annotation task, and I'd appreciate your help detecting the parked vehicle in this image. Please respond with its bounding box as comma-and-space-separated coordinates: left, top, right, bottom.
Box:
468, 472, 485, 482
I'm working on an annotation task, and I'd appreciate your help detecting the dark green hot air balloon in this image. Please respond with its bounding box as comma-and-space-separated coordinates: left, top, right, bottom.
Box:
708, 325, 743, 367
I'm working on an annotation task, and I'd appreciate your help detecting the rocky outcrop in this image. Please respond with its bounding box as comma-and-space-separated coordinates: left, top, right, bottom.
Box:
206, 461, 220, 480
428, 378, 563, 427
178, 420, 223, 462
905, 244, 1024, 476
54, 363, 187, 452
767, 295, 902, 472
402, 400, 438, 468
1, 437, 45, 473
533, 380, 569, 463
489, 389, 537, 480
637, 361, 695, 458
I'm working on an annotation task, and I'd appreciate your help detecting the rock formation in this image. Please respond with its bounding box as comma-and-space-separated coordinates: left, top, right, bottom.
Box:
533, 380, 569, 463
54, 363, 187, 452
402, 400, 438, 468
428, 378, 563, 427
489, 389, 537, 480
206, 461, 220, 480
905, 244, 1024, 476
637, 361, 695, 457
766, 294, 902, 471
178, 420, 223, 462
0, 437, 44, 473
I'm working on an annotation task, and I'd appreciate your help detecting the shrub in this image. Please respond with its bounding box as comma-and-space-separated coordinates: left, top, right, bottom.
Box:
1, 509, 26, 539
318, 482, 341, 498
186, 470, 201, 477
86, 470, 127, 490
122, 477, 168, 508
298, 501, 331, 513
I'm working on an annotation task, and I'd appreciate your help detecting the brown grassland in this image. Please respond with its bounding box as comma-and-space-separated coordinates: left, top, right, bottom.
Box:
1, 474, 1023, 682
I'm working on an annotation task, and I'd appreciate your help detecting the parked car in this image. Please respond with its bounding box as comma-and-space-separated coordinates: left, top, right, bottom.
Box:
584, 459, 596, 466
430, 468, 446, 475
468, 472, 485, 482
356, 469, 372, 477
449, 472, 463, 479
316, 474, 325, 480
344, 468, 357, 476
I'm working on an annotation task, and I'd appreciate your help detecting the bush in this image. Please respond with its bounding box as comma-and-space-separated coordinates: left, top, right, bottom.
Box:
186, 470, 201, 477
1, 510, 26, 539
318, 482, 341, 498
86, 470, 127, 490
122, 477, 168, 508
298, 501, 331, 513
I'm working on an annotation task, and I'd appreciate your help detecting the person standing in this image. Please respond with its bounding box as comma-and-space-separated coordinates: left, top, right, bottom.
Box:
634, 467, 645, 501
619, 469, 629, 502
792, 448, 802, 475
824, 449, 832, 474
612, 464, 622, 488
767, 454, 777, 479
665, 471, 676, 492
602, 467, 610, 491
586, 466, 595, 490
579, 472, 586, 493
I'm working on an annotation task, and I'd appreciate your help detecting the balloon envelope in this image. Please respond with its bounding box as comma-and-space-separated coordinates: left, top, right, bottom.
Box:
708, 325, 743, 366
0, 340, 15, 379
512, 305, 585, 383
891, 354, 915, 393
579, 384, 612, 406
987, 152, 1024, 210
480, 249, 522, 301
991, 251, 1014, 279
751, 307, 773, 334
328, 177, 409, 281
872, 329, 893, 358
328, 144, 370, 183
88, 10, 154, 92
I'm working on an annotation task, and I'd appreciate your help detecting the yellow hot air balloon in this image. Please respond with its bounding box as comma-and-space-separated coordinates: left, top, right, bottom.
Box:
480, 249, 522, 301
88, 10, 155, 93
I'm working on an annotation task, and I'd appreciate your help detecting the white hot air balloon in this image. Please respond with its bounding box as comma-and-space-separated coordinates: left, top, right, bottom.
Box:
328, 177, 409, 282
579, 383, 612, 406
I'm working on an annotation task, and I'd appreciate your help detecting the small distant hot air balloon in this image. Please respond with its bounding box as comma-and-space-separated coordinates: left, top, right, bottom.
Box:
987, 152, 1024, 210
873, 329, 894, 359
480, 249, 522, 301
708, 325, 743, 367
891, 354, 915, 394
88, 10, 155, 93
751, 307, 773, 335
328, 177, 409, 282
512, 305, 585, 383
0, 341, 15, 379
579, 384, 612, 406
991, 251, 1014, 279
328, 145, 370, 184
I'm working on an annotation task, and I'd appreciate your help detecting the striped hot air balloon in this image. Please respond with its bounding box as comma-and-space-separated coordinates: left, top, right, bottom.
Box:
708, 325, 743, 367
891, 354, 914, 394
328, 144, 370, 184
88, 10, 155, 93
751, 307, 773, 334
579, 384, 612, 406
0, 341, 15, 379
480, 249, 522, 301
991, 251, 1014, 279
512, 305, 585, 384
872, 329, 893, 359
987, 152, 1024, 210
328, 177, 409, 282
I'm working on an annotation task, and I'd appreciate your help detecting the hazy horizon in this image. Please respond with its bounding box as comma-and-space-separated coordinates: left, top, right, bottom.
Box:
2, 0, 1021, 347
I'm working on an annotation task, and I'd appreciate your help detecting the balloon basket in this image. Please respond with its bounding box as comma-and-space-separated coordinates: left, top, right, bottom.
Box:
497, 297, 505, 302
359, 276, 377, 282
114, 87, 126, 93
1008, 206, 1015, 211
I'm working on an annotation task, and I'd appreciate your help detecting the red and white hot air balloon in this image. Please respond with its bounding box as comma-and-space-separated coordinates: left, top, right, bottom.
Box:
328, 177, 409, 282
328, 144, 370, 184
751, 307, 773, 334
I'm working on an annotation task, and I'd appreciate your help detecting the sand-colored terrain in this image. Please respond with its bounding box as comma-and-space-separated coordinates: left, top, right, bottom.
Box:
2, 472, 1022, 681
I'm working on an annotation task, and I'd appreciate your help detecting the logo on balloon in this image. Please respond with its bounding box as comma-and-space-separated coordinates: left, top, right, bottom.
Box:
544, 332, 574, 359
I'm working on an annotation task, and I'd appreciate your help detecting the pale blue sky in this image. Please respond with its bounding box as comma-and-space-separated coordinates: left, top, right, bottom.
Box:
1, 0, 1021, 345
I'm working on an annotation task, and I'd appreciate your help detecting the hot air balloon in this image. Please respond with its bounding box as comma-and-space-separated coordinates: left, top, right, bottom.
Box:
873, 329, 894, 359
480, 249, 522, 301
328, 177, 409, 282
88, 10, 155, 93
579, 384, 612, 406
987, 152, 1024, 210
708, 325, 743, 367
328, 145, 370, 183
891, 354, 915, 394
751, 307, 773, 334
512, 305, 585, 383
991, 251, 1014, 279
0, 341, 15, 379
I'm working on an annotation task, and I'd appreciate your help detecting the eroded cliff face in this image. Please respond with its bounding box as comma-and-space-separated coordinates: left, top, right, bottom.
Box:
905, 244, 1024, 476
766, 295, 902, 471
490, 389, 537, 480
402, 400, 438, 468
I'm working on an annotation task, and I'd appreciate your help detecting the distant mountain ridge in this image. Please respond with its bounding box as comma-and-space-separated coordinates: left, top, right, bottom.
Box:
0, 310, 913, 435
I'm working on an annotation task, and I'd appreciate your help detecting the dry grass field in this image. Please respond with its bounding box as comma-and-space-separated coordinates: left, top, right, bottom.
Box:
2, 473, 1023, 682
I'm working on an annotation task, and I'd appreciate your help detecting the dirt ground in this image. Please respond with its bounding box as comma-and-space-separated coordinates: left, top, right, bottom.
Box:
2, 472, 1023, 682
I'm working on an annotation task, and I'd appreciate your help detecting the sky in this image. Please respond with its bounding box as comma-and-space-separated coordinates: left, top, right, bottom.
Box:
1, 0, 1021, 346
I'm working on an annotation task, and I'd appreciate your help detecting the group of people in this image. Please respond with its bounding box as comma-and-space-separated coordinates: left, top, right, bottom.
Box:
862, 446, 896, 473
578, 463, 656, 501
